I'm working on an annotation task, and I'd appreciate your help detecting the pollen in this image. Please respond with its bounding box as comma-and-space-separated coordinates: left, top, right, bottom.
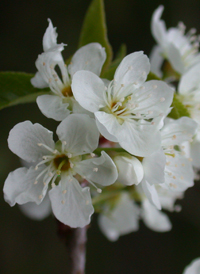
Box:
62, 86, 73, 97
172, 135, 176, 140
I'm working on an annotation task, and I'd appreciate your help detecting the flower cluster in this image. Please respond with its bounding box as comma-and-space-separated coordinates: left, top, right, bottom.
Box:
3, 8, 200, 241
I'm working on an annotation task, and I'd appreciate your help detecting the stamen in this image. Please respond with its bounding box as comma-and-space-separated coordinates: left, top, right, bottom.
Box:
93, 167, 98, 172
37, 143, 57, 154
160, 97, 165, 102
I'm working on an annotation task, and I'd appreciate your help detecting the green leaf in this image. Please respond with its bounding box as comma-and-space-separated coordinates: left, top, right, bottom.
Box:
168, 93, 190, 119
78, 0, 112, 71
0, 72, 49, 110
101, 44, 127, 80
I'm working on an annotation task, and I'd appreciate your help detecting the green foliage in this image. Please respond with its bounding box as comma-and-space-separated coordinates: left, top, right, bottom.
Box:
78, 0, 112, 71
101, 44, 127, 80
168, 93, 190, 119
146, 71, 161, 81
0, 72, 49, 110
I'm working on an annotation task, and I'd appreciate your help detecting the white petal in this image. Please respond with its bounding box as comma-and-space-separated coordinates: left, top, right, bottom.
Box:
56, 114, 99, 155
72, 70, 106, 112
178, 62, 200, 94
75, 151, 118, 186
183, 258, 200, 274
149, 45, 163, 78
98, 193, 139, 241
49, 175, 94, 228
3, 166, 49, 206
117, 120, 162, 157
142, 149, 166, 185
165, 153, 194, 192
8, 121, 54, 162
72, 99, 94, 117
19, 195, 51, 220
95, 111, 162, 157
151, 5, 166, 47
141, 199, 172, 232
141, 180, 161, 209
68, 43, 106, 77
35, 47, 70, 94
37, 94, 70, 121
95, 118, 118, 142
114, 51, 150, 86
161, 117, 198, 147
114, 154, 144, 185
191, 139, 200, 168
167, 43, 184, 74
31, 71, 48, 89
43, 19, 58, 52
134, 80, 174, 118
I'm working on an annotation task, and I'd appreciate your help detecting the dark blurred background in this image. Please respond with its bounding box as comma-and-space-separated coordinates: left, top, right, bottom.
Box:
1, 0, 200, 273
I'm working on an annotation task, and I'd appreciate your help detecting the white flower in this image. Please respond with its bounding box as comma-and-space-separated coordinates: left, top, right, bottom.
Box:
72, 51, 173, 157
178, 63, 200, 168
31, 19, 106, 121
183, 258, 200, 274
98, 192, 140, 241
3, 114, 118, 228
151, 6, 200, 75
113, 153, 144, 186
140, 117, 197, 209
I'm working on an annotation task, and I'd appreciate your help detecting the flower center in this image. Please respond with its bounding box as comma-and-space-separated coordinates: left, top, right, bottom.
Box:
62, 86, 73, 97
53, 154, 70, 171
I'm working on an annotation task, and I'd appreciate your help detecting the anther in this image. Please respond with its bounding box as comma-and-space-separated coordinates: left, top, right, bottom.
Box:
93, 167, 98, 172
62, 190, 67, 194
67, 153, 72, 158
70, 163, 74, 168
34, 181, 38, 185
39, 195, 43, 200
43, 62, 46, 66
188, 158, 193, 161
153, 85, 157, 89
97, 188, 102, 193
148, 110, 153, 114
86, 200, 90, 205
172, 135, 176, 140
61, 200, 65, 204
160, 97, 165, 102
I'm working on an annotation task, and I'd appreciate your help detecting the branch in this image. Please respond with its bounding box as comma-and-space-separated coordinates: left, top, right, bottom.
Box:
57, 220, 88, 274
